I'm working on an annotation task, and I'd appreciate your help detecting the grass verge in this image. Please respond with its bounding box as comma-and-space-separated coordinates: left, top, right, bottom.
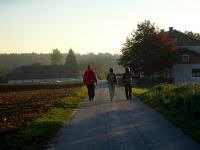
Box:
133, 83, 200, 143
0, 86, 87, 150
133, 87, 149, 96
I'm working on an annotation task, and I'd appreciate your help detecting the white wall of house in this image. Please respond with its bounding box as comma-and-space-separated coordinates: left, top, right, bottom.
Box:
172, 63, 200, 84
8, 78, 69, 84
8, 80, 23, 84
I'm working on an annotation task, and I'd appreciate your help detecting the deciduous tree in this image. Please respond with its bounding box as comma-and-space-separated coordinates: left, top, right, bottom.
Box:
119, 20, 177, 77
51, 49, 63, 65
185, 31, 200, 40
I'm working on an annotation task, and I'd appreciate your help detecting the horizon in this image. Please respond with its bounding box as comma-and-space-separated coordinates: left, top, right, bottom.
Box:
0, 51, 121, 55
0, 0, 200, 54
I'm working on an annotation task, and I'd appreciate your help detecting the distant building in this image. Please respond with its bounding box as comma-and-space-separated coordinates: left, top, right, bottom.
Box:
162, 27, 200, 84
6, 65, 74, 84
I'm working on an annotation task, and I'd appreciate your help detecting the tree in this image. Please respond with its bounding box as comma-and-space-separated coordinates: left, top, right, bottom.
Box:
119, 20, 178, 77
89, 60, 107, 80
185, 31, 200, 40
65, 48, 78, 75
51, 49, 63, 65
0, 52, 122, 81
77, 53, 124, 79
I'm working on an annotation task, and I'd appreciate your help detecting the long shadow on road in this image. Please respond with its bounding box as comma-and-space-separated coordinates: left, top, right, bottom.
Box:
52, 84, 200, 150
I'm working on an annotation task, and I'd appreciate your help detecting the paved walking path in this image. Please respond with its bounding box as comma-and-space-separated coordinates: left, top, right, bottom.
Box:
50, 82, 200, 150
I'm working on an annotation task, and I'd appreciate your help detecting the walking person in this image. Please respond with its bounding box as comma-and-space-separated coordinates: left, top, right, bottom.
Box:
107, 68, 117, 101
122, 66, 134, 100
83, 64, 98, 101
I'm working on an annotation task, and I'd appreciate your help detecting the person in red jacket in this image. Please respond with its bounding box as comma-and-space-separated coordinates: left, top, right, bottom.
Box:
83, 64, 98, 101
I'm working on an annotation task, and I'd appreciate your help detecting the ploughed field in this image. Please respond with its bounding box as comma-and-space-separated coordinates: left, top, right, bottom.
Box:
0, 82, 82, 135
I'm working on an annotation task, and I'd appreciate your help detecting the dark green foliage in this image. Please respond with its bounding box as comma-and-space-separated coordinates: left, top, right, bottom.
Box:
51, 49, 63, 65
185, 31, 200, 40
65, 48, 78, 76
137, 83, 200, 143
119, 20, 177, 76
0, 52, 123, 81
78, 53, 123, 79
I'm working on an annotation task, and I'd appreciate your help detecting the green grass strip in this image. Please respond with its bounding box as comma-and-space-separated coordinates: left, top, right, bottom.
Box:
134, 84, 200, 143
133, 87, 149, 96
0, 86, 87, 150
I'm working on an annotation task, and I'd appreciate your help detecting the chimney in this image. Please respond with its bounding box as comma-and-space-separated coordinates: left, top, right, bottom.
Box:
169, 27, 173, 32
161, 29, 165, 33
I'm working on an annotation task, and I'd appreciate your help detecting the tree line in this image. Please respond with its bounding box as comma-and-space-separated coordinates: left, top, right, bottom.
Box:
0, 51, 123, 82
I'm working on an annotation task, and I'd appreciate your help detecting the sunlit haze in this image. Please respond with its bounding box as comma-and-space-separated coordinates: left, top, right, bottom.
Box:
0, 0, 200, 54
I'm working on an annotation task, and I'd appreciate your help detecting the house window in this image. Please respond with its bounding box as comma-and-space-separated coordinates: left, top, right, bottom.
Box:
192, 69, 200, 77
173, 38, 178, 43
182, 55, 189, 63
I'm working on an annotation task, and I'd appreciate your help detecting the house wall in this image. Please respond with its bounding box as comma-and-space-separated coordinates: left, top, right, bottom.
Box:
176, 49, 200, 64
172, 63, 200, 84
8, 80, 23, 84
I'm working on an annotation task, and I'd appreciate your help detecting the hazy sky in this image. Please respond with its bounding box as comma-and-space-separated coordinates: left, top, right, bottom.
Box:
0, 0, 200, 54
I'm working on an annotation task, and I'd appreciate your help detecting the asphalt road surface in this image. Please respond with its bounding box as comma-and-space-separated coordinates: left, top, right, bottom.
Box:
49, 82, 200, 150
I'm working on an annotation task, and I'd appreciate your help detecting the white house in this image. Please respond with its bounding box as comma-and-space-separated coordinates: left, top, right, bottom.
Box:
165, 27, 200, 84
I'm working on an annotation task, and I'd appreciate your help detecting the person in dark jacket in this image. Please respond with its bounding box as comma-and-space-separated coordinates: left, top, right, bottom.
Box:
83, 64, 98, 101
107, 68, 117, 101
122, 66, 133, 100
